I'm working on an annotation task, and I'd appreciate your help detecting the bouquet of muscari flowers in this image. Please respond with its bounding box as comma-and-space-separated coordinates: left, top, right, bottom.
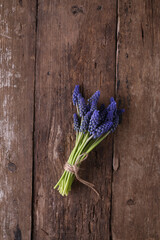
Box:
54, 85, 124, 196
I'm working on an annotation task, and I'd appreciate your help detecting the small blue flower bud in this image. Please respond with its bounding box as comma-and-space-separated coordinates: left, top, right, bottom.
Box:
111, 109, 125, 132
90, 99, 98, 113
72, 85, 80, 105
77, 94, 87, 117
88, 110, 100, 135
88, 90, 100, 104
80, 111, 92, 133
73, 113, 80, 131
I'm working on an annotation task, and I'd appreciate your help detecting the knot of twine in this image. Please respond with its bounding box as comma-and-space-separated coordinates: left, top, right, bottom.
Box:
64, 153, 100, 197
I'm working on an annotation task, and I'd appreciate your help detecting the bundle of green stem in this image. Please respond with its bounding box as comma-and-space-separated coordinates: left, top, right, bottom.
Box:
54, 86, 124, 196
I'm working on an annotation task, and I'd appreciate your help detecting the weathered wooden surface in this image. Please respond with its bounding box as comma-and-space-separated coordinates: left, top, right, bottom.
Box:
0, 0, 36, 239
112, 0, 160, 239
33, 0, 116, 239
1, 0, 160, 239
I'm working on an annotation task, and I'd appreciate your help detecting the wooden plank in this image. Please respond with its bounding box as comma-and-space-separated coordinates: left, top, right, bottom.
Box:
112, 0, 160, 239
34, 0, 116, 239
0, 0, 36, 239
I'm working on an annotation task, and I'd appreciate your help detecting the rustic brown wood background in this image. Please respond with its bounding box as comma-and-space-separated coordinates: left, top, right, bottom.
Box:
0, 0, 160, 239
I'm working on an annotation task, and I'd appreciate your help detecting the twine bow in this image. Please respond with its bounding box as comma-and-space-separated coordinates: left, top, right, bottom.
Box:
64, 153, 100, 197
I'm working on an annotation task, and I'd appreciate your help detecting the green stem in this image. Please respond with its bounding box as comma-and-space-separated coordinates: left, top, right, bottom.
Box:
71, 133, 91, 165
75, 131, 111, 164
54, 132, 82, 190
61, 133, 93, 195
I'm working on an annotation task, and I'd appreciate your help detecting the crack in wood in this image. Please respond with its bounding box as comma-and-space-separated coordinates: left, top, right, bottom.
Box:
31, 0, 39, 239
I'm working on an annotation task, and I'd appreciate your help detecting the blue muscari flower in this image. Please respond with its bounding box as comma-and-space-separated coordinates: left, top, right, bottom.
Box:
88, 110, 100, 135
87, 90, 100, 114
110, 97, 115, 103
100, 98, 117, 124
73, 113, 80, 131
107, 97, 117, 112
77, 93, 82, 104
111, 109, 125, 132
93, 121, 113, 138
80, 111, 92, 133
77, 94, 87, 117
72, 85, 80, 105
111, 114, 119, 132
88, 90, 100, 104
105, 97, 117, 122
106, 110, 114, 121
90, 99, 98, 113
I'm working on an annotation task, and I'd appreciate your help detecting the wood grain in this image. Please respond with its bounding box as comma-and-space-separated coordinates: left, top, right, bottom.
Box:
34, 0, 116, 239
1, 0, 160, 239
0, 0, 36, 239
112, 0, 160, 239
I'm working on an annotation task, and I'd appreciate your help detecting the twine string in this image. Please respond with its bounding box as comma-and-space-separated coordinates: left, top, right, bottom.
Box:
64, 153, 100, 197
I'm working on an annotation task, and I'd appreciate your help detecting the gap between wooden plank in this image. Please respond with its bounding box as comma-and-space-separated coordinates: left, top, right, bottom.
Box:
31, 0, 39, 239
110, 0, 119, 239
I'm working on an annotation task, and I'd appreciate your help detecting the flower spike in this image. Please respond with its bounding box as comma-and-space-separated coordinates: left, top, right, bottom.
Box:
72, 85, 80, 105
